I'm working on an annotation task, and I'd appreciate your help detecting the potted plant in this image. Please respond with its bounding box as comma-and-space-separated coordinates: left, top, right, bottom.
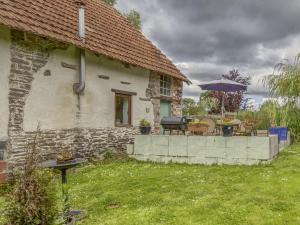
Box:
139, 119, 151, 135
219, 118, 235, 137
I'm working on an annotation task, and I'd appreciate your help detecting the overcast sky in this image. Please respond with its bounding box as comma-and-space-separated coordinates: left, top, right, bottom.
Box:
117, 0, 300, 105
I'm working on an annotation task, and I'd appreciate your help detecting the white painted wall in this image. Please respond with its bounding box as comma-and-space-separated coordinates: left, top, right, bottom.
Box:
24, 47, 78, 130
0, 26, 10, 138
24, 46, 154, 131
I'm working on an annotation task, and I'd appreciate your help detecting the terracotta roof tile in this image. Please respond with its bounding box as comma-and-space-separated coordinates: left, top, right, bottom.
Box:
0, 0, 188, 81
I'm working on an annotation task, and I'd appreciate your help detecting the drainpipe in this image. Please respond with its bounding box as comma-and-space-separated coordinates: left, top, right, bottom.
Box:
73, 1, 86, 94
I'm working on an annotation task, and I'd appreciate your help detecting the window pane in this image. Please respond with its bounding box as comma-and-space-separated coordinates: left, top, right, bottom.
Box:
160, 75, 172, 96
116, 95, 130, 125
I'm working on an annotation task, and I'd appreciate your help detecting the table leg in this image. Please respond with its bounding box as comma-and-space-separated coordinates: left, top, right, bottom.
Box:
60, 169, 86, 224
61, 169, 70, 224
62, 168, 67, 184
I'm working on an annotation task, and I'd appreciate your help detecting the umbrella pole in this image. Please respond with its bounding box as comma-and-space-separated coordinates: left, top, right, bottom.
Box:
222, 92, 224, 119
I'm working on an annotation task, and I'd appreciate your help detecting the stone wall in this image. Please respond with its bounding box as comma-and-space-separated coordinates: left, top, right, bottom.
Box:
147, 72, 161, 132
147, 72, 184, 133
8, 127, 139, 166
8, 30, 50, 134
171, 78, 183, 117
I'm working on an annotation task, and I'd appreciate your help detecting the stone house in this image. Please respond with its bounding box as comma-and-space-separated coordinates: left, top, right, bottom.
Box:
0, 0, 189, 167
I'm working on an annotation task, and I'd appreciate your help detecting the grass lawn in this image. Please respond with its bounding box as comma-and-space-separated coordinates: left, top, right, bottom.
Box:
2, 143, 300, 224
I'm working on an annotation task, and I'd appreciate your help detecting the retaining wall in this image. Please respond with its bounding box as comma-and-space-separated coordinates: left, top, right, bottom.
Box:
128, 135, 281, 165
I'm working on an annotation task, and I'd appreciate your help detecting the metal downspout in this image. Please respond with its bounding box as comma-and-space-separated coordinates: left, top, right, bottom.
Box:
73, 4, 86, 94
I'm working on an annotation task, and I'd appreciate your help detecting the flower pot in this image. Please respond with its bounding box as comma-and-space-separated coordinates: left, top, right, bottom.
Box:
222, 125, 233, 137
140, 126, 151, 135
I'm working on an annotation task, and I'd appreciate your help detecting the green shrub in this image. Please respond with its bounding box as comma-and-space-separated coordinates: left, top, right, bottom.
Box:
5, 132, 61, 225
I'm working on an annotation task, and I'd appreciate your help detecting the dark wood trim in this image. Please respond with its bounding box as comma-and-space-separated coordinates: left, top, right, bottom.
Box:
111, 89, 137, 96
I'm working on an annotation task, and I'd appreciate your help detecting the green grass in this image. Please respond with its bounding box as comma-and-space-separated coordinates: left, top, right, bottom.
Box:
2, 144, 300, 224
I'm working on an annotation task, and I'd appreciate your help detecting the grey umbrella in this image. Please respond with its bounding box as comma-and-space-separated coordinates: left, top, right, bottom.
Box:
199, 79, 248, 117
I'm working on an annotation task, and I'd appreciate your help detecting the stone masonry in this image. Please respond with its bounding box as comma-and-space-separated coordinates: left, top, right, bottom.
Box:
147, 72, 161, 131
9, 127, 139, 166
171, 78, 183, 117
8, 31, 50, 134
147, 72, 184, 133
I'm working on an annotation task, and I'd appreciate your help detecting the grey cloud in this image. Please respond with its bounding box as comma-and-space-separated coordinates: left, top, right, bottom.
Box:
117, 0, 300, 100
183, 87, 201, 99
188, 72, 221, 82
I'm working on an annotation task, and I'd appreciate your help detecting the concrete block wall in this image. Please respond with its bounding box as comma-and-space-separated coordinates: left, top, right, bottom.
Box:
129, 135, 282, 165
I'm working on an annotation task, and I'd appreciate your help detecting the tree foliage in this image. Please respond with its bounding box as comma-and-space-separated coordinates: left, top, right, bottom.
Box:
101, 0, 142, 31
182, 98, 202, 116
102, 0, 117, 6
125, 9, 142, 31
264, 56, 300, 99
207, 69, 251, 114
264, 55, 300, 141
238, 100, 281, 130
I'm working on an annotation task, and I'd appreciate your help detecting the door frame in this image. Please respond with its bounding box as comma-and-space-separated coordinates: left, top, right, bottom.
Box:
114, 93, 132, 127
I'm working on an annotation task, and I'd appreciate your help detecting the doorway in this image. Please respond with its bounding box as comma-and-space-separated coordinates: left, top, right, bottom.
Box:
160, 100, 171, 134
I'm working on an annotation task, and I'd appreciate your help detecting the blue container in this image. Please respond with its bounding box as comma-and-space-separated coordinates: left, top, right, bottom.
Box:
269, 127, 288, 141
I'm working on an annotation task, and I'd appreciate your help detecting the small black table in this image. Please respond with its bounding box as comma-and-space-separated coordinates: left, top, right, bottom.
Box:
41, 158, 87, 224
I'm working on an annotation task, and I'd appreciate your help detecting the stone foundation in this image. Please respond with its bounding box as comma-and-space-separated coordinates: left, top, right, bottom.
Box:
8, 127, 139, 167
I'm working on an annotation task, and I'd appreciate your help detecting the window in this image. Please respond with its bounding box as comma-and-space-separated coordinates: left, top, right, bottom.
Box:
115, 94, 131, 126
160, 75, 171, 96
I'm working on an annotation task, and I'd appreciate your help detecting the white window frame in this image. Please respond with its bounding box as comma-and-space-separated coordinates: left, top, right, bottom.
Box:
160, 75, 172, 96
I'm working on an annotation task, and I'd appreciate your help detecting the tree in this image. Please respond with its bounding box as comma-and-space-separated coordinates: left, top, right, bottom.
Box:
101, 0, 142, 31
182, 98, 200, 116
264, 56, 300, 100
207, 69, 251, 113
102, 0, 117, 6
199, 92, 218, 114
125, 9, 142, 31
182, 98, 205, 116
264, 55, 300, 141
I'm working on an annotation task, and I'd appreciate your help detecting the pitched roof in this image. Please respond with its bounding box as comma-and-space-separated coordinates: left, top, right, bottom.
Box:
0, 0, 188, 81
